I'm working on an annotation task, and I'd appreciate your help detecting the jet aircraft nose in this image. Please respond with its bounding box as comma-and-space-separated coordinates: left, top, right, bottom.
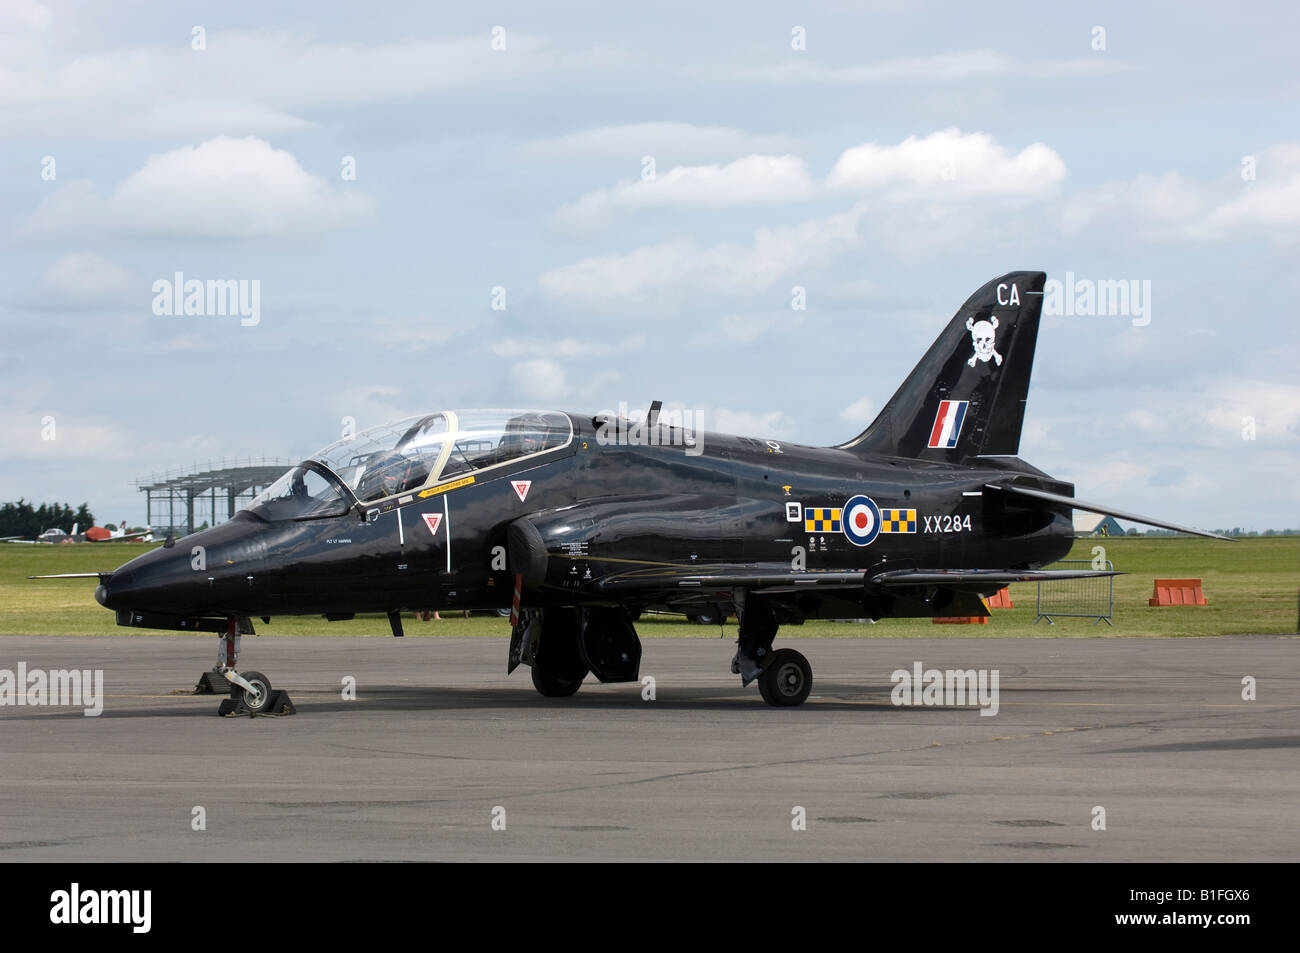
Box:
95, 519, 268, 616
95, 548, 190, 613
94, 570, 130, 608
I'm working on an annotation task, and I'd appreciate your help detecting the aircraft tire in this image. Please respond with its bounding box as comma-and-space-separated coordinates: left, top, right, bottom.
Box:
234, 671, 273, 713
757, 650, 812, 707
531, 664, 586, 698
686, 604, 727, 625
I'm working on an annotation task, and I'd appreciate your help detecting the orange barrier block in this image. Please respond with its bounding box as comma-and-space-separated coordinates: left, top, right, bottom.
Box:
987, 587, 1014, 609
932, 616, 990, 624
1148, 578, 1208, 606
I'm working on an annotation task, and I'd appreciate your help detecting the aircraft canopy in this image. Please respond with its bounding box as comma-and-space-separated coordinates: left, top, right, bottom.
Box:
247, 410, 572, 520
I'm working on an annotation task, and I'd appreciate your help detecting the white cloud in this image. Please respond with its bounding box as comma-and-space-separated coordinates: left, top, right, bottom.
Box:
1061, 143, 1300, 244
520, 121, 802, 163
328, 385, 412, 435
369, 319, 459, 352
717, 314, 778, 344
725, 50, 1127, 85
1061, 173, 1208, 240
0, 411, 142, 464
29, 253, 139, 309
1123, 408, 1164, 435
24, 136, 374, 240
709, 408, 790, 440
0, 27, 558, 138
1203, 148, 1300, 238
555, 154, 813, 233
1203, 382, 1300, 443
491, 335, 645, 359
839, 396, 874, 425
0, 0, 51, 32
539, 206, 864, 309
828, 128, 1066, 199
555, 130, 1062, 233
512, 358, 569, 402
822, 279, 883, 303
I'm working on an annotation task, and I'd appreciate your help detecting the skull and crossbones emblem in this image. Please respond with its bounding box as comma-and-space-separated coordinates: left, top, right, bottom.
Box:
965, 315, 1002, 367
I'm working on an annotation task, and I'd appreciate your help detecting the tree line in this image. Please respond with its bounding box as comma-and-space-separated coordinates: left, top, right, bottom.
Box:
0, 500, 96, 538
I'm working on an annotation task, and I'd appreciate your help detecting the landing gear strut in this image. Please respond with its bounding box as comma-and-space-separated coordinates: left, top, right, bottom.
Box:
731, 597, 777, 686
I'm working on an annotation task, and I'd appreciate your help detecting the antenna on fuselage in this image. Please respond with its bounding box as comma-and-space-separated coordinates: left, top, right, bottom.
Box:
646, 400, 662, 428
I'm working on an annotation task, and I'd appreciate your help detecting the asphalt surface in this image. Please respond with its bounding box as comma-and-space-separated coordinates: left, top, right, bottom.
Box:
1, 633, 1296, 861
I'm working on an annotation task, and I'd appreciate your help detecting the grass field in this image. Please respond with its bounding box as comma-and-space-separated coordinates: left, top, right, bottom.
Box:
0, 537, 1295, 639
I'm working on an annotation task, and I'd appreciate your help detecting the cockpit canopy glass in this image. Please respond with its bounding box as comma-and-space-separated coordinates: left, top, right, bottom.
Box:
245, 411, 574, 521
246, 464, 352, 521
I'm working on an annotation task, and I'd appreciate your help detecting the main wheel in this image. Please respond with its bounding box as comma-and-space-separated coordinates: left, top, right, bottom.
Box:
686, 604, 727, 625
531, 664, 586, 698
757, 649, 812, 707
233, 670, 273, 713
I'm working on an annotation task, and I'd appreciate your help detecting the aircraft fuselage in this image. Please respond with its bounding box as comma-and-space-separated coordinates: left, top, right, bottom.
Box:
96, 414, 1074, 625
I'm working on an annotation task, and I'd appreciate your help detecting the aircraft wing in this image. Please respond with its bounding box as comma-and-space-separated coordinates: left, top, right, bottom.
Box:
593, 564, 1116, 597
984, 482, 1234, 541
86, 530, 150, 542
867, 567, 1118, 591
594, 565, 868, 596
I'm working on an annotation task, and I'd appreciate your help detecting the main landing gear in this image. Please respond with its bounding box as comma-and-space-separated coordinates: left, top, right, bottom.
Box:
510, 605, 642, 699
197, 618, 296, 716
511, 599, 813, 707
732, 596, 813, 707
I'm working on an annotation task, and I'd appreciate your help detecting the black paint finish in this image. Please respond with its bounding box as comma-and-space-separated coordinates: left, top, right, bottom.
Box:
95, 271, 1218, 633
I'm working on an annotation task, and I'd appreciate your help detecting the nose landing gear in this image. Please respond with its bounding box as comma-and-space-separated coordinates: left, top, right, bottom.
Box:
203, 618, 296, 716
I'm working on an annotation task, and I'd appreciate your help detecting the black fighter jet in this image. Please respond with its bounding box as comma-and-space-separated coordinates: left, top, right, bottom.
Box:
80, 271, 1227, 709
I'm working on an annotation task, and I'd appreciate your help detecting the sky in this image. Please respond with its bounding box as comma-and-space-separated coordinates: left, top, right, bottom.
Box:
1, 0, 1298, 533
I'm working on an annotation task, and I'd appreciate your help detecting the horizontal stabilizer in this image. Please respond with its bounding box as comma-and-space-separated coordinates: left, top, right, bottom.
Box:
984, 483, 1234, 541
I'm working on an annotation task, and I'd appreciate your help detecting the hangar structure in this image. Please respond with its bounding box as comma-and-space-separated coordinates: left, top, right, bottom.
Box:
134, 458, 293, 538
1073, 511, 1127, 537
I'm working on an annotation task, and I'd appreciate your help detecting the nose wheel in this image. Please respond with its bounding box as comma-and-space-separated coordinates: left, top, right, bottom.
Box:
231, 670, 274, 713
757, 648, 812, 707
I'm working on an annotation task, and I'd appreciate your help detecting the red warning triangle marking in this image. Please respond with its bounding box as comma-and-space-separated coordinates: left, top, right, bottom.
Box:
512, 480, 532, 502
422, 513, 442, 535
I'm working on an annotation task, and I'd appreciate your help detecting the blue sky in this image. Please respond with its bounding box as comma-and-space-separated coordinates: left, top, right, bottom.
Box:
1, 0, 1297, 532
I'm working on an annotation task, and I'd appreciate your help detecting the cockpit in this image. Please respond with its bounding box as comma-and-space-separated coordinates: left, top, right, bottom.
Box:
246, 410, 572, 521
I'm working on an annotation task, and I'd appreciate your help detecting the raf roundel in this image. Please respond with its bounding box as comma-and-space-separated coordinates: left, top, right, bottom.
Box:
842, 495, 881, 547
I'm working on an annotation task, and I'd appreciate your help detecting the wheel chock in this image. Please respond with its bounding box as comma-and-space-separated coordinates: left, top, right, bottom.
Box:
194, 670, 230, 694
216, 689, 297, 717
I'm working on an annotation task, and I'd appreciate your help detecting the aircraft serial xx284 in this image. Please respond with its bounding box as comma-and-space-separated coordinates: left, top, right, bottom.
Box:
71, 271, 1227, 709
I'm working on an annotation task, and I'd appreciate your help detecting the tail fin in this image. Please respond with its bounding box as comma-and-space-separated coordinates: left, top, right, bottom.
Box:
838, 270, 1045, 461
